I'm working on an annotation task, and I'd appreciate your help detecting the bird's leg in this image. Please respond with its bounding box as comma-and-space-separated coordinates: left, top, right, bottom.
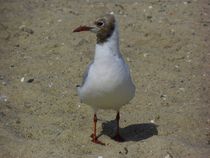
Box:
91, 113, 97, 141
91, 113, 105, 145
112, 111, 124, 142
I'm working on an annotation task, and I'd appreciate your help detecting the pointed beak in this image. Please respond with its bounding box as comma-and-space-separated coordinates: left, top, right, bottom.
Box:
73, 25, 94, 32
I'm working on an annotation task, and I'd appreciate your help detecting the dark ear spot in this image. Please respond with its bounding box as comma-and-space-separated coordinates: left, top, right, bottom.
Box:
96, 14, 115, 44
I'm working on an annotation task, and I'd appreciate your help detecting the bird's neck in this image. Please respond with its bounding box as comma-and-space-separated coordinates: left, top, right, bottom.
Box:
94, 27, 121, 61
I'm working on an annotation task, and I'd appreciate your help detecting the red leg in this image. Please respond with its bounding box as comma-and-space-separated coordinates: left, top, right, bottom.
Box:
112, 111, 124, 142
91, 113, 105, 145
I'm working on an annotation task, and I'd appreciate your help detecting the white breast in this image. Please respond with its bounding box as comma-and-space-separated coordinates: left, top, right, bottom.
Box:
78, 22, 135, 111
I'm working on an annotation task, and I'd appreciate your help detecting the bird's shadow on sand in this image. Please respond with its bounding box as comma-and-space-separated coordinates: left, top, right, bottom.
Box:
100, 120, 158, 142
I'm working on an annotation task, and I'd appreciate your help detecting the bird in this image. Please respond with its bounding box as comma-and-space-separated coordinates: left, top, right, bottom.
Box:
73, 12, 135, 145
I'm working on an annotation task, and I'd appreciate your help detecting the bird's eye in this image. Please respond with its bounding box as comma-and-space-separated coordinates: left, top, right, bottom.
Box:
96, 21, 104, 27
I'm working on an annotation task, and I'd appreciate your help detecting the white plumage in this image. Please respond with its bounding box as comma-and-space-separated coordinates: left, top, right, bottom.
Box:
74, 13, 135, 144
77, 16, 135, 111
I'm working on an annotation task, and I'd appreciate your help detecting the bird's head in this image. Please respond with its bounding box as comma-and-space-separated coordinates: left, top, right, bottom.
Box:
73, 12, 116, 43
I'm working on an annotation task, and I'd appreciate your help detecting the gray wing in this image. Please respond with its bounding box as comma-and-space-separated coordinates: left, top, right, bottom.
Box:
76, 61, 93, 88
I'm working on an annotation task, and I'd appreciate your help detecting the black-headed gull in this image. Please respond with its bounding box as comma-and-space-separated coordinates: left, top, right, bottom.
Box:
73, 13, 135, 145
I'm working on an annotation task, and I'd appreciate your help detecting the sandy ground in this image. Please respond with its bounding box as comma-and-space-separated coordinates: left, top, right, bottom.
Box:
0, 0, 210, 157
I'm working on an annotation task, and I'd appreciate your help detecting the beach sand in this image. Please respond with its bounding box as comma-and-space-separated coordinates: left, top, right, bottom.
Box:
0, 0, 210, 157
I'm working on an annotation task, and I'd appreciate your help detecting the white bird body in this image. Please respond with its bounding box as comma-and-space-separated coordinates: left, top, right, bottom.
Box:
74, 13, 135, 144
77, 20, 135, 111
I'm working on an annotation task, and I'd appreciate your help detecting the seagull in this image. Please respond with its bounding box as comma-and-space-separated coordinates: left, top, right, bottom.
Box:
73, 12, 135, 145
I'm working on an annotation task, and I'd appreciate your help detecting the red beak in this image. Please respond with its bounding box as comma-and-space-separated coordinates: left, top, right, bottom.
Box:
73, 25, 93, 32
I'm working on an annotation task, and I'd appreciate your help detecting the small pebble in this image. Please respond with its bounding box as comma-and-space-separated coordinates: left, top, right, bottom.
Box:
19, 25, 26, 29
21, 77, 25, 82
179, 88, 185, 91
150, 119, 155, 123
48, 82, 53, 88
147, 15, 152, 19
171, 29, 175, 33
0, 95, 8, 102
133, 2, 138, 5
160, 94, 167, 100
148, 6, 153, 9
183, 1, 188, 5
164, 152, 173, 158
27, 79, 34, 83
20, 26, 34, 34
57, 19, 62, 22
